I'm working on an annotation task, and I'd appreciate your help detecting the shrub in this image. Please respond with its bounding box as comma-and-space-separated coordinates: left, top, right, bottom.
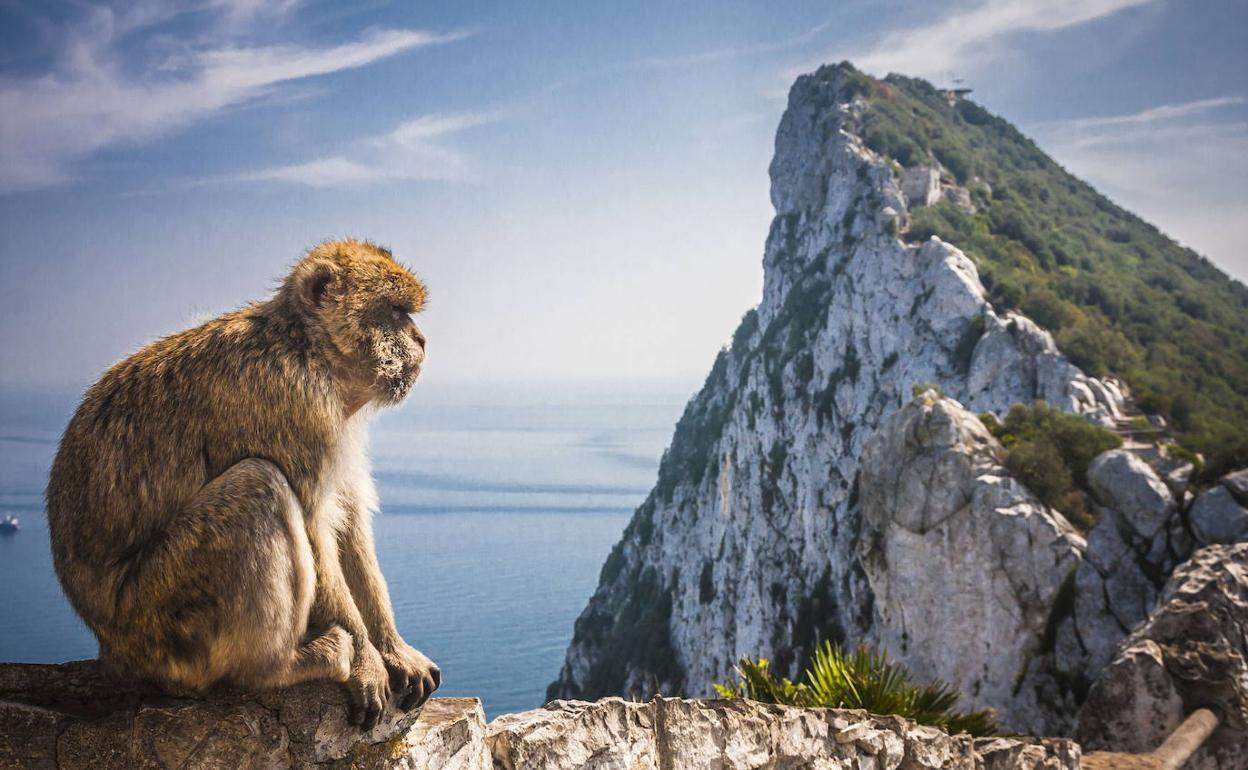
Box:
980, 402, 1121, 529
714, 641, 998, 736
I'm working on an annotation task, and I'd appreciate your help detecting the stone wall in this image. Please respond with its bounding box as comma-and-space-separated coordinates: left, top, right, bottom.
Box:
0, 661, 1079, 770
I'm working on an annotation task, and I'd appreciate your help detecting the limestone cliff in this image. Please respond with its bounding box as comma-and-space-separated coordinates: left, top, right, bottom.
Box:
548, 64, 1129, 734
1076, 543, 1248, 770
857, 392, 1087, 732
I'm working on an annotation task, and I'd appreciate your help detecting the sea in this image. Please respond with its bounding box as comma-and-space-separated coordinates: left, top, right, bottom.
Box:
0, 380, 690, 717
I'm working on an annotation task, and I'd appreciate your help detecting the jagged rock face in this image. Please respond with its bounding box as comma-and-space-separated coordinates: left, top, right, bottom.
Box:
1087, 451, 1176, 539
1190, 474, 1248, 547
0, 660, 491, 769
1052, 450, 1195, 690
858, 393, 1086, 733
488, 697, 1080, 770
1075, 544, 1248, 770
550, 63, 1124, 730
0, 661, 1083, 770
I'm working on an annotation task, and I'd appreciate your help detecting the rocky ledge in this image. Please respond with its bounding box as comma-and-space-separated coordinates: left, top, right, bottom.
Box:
0, 662, 1079, 770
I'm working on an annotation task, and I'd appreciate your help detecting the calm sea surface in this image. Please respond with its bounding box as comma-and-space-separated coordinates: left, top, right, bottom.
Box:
0, 382, 687, 717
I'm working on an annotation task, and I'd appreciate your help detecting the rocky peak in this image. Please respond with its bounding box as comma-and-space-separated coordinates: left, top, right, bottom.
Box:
549, 62, 1128, 733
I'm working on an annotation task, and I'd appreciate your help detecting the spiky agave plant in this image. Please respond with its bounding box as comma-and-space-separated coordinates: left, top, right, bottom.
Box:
713, 641, 998, 737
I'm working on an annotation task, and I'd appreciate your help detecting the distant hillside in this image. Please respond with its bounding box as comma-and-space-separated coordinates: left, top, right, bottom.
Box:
835, 65, 1248, 462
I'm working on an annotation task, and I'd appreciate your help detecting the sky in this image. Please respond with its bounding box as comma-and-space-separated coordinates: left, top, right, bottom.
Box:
1, 0, 1246, 397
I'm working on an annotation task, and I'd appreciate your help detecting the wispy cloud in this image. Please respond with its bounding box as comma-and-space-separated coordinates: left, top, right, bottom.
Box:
789, 0, 1153, 83
1033, 95, 1246, 150
228, 112, 495, 187
1056, 96, 1245, 130
546, 19, 833, 93
0, 3, 468, 193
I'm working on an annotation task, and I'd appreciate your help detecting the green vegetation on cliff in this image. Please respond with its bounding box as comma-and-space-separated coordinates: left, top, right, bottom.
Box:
833, 63, 1248, 463
715, 641, 998, 736
979, 402, 1123, 530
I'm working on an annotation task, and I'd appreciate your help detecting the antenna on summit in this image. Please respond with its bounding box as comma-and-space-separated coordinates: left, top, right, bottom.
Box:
940, 72, 973, 106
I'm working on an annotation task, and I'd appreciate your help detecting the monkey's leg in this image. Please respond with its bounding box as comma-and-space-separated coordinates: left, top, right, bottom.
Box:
337, 496, 440, 710
112, 458, 343, 691
303, 507, 396, 729
256, 624, 353, 689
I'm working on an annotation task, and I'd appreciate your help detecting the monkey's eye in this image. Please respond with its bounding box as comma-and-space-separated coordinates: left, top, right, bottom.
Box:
391, 305, 409, 321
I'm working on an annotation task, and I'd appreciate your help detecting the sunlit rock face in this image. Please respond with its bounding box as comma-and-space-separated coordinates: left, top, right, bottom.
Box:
858, 392, 1087, 734
1075, 543, 1248, 770
549, 64, 1126, 734
487, 697, 1081, 770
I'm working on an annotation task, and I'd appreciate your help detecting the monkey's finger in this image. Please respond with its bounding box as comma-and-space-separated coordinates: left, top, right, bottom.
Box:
413, 677, 434, 709
359, 694, 379, 731
401, 673, 437, 711
399, 680, 424, 711
388, 666, 409, 694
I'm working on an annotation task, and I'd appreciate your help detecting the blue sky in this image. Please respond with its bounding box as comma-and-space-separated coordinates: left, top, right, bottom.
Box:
1, 0, 1245, 394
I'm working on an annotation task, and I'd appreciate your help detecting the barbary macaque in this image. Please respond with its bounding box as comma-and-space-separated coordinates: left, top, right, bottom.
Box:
47, 239, 438, 729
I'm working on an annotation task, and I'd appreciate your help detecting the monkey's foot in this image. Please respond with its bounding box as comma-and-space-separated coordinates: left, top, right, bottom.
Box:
346, 642, 390, 731
380, 641, 441, 711
306, 625, 353, 683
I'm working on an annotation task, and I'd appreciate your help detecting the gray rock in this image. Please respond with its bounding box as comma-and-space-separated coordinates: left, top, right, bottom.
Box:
1150, 452, 1195, 498
1088, 450, 1176, 538
1075, 544, 1248, 770
486, 697, 1080, 770
1224, 468, 1248, 506
1059, 504, 1176, 685
0, 660, 490, 770
942, 184, 976, 215
859, 393, 1085, 733
1190, 484, 1248, 546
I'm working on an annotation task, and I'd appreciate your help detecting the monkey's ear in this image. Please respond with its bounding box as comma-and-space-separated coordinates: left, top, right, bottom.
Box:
298, 261, 341, 311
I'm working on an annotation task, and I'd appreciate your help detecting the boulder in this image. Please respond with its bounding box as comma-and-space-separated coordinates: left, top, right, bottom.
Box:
1088, 449, 1176, 538
858, 392, 1086, 734
486, 697, 1079, 770
1224, 468, 1248, 505
0, 660, 490, 770
942, 183, 976, 215
1190, 485, 1248, 546
1075, 544, 1248, 770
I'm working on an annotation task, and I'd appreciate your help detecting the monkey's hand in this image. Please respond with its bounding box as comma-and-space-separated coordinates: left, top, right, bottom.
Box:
345, 642, 390, 731
379, 640, 441, 710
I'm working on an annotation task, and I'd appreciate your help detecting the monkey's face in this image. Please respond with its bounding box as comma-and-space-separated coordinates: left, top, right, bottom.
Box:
297, 241, 428, 409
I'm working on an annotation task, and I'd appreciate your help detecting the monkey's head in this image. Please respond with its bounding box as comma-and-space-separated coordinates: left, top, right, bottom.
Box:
284, 239, 429, 410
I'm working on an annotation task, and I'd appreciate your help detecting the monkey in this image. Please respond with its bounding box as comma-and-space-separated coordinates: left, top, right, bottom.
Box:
45, 238, 439, 730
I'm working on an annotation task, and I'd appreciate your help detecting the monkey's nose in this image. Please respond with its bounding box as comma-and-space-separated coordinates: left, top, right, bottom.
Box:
409, 325, 426, 350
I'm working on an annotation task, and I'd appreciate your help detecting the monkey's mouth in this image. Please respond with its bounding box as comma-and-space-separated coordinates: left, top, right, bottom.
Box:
377, 360, 422, 404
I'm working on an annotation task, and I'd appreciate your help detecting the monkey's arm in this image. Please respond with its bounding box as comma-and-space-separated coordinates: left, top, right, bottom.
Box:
337, 501, 440, 710
336, 509, 401, 649
306, 519, 393, 727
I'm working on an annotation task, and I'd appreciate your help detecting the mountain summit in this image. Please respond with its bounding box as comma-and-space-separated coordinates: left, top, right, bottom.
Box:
548, 63, 1248, 738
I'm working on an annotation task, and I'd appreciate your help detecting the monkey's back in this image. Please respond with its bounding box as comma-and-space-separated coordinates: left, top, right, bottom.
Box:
46, 305, 337, 630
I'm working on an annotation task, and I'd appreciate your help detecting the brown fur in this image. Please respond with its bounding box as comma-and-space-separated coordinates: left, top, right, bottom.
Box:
46, 239, 439, 729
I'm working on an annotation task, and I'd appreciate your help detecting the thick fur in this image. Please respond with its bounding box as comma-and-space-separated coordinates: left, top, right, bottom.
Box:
46, 239, 438, 728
